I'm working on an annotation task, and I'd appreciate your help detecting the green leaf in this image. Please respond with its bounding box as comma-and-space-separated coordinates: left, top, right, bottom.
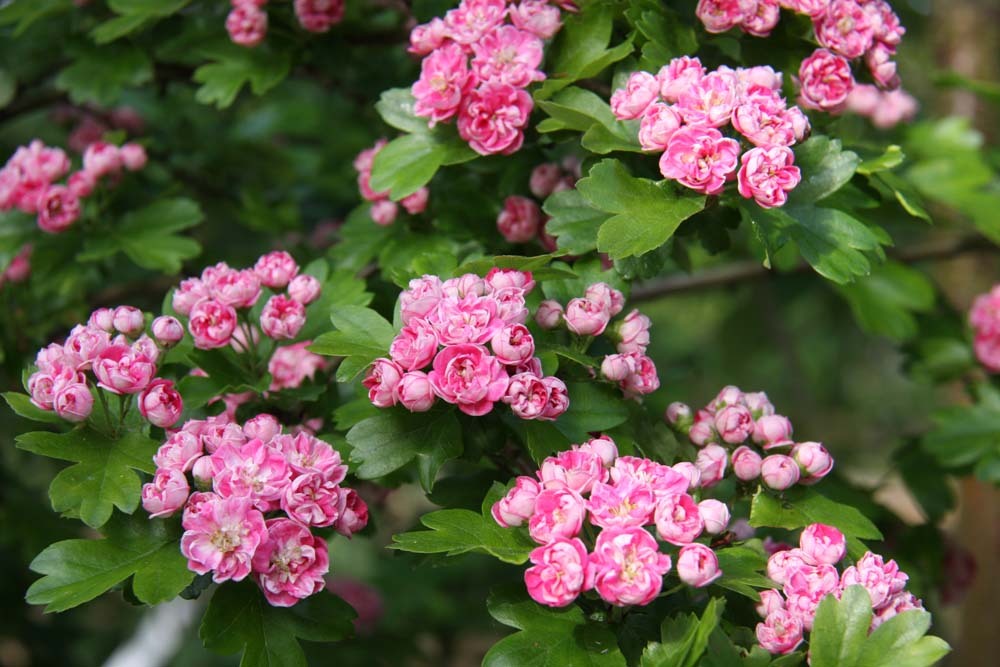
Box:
193, 46, 290, 109
55, 44, 152, 107
0, 0, 73, 34
17, 428, 158, 528
346, 409, 462, 491
713, 547, 774, 600
787, 136, 861, 205
749, 488, 882, 557
836, 261, 935, 341
641, 598, 725, 667
809, 586, 873, 667
519, 419, 572, 464
375, 87, 434, 134
536, 87, 642, 154
874, 172, 932, 223
309, 306, 395, 379
26, 512, 191, 612
200, 580, 355, 667
484, 585, 627, 667
577, 160, 705, 260
369, 131, 476, 200
922, 399, 1000, 469
543, 189, 611, 255
554, 381, 630, 443
92, 0, 190, 43
856, 146, 905, 175
3, 391, 67, 424
391, 508, 536, 564
0, 69, 15, 109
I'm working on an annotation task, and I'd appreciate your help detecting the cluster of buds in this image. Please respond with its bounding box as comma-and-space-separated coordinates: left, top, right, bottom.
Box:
756, 523, 923, 654
28, 306, 184, 427
536, 283, 660, 399
58, 105, 145, 154
353, 139, 430, 225
227, 0, 345, 48
613, 59, 807, 207
495, 157, 581, 244
365, 269, 568, 419
408, 0, 569, 156
143, 413, 367, 607
968, 284, 1000, 372
0, 139, 146, 233
667, 385, 834, 489
844, 84, 917, 129
492, 436, 732, 608
171, 251, 320, 349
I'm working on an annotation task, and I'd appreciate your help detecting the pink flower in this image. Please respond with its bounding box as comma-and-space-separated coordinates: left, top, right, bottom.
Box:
753, 414, 794, 448
138, 379, 183, 428
586, 526, 672, 606
738, 146, 802, 209
401, 187, 430, 215
211, 438, 290, 511
252, 518, 329, 606
610, 71, 660, 120
660, 126, 741, 195
585, 283, 625, 316
525, 537, 589, 607
792, 441, 834, 482
732, 445, 763, 481
413, 43, 474, 126
226, 2, 268, 47
756, 609, 804, 654
119, 143, 147, 171
871, 591, 923, 630
429, 293, 501, 345
841, 552, 908, 609
471, 26, 546, 88
188, 299, 237, 349
666, 402, 692, 427
93, 344, 156, 394
273, 432, 346, 481
761, 454, 800, 489
799, 524, 845, 565
732, 90, 799, 148
181, 494, 267, 582
400, 275, 443, 325
444, 0, 507, 45
443, 273, 487, 298
601, 354, 632, 382
541, 376, 569, 420
294, 0, 344, 33
509, 0, 562, 40
696, 444, 728, 487
973, 333, 1000, 372
779, 0, 830, 18
3, 243, 31, 283
714, 404, 754, 444
638, 103, 683, 152
171, 278, 210, 317
244, 414, 281, 443
53, 382, 94, 422
534, 300, 564, 329
208, 269, 261, 309
866, 42, 899, 89
578, 436, 618, 468
612, 456, 689, 498
64, 325, 111, 369
539, 449, 607, 495
564, 297, 610, 336
657, 56, 706, 103
496, 195, 541, 243
756, 588, 786, 618
82, 142, 122, 178
530, 163, 562, 198
490, 324, 535, 365
798, 48, 854, 112
409, 18, 447, 55
152, 316, 184, 347
428, 344, 509, 416
254, 251, 299, 288
784, 562, 840, 629
458, 82, 533, 156
110, 305, 144, 336
281, 472, 342, 527
689, 413, 716, 445
741, 0, 780, 37
698, 499, 731, 534
394, 370, 437, 412
677, 543, 723, 587
390, 319, 439, 371
364, 358, 403, 408
503, 372, 551, 419
767, 547, 813, 586
154, 431, 203, 472
696, 0, 747, 33
485, 268, 535, 294
260, 295, 306, 340
141, 467, 190, 518
492, 476, 541, 527
36, 185, 80, 233
268, 341, 327, 391
654, 493, 704, 545
616, 310, 651, 355
587, 478, 656, 529
676, 70, 739, 128
814, 0, 874, 59
621, 353, 660, 397
528, 487, 586, 543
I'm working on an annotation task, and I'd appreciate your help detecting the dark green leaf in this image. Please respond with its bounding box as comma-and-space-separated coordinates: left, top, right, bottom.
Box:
55, 44, 152, 106
642, 598, 725, 667
554, 381, 630, 442
543, 189, 611, 255
713, 547, 773, 600
193, 46, 290, 109
836, 261, 935, 341
787, 136, 860, 205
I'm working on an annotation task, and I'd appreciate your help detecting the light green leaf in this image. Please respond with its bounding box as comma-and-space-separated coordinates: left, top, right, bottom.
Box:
856, 146, 904, 175
391, 508, 536, 564
193, 47, 290, 109
642, 598, 725, 667
92, 0, 190, 43
0, 69, 15, 109
375, 87, 433, 134
536, 86, 642, 154
787, 136, 861, 205
4, 391, 67, 424
309, 306, 394, 379
542, 188, 611, 256
836, 261, 935, 341
713, 547, 774, 600
369, 131, 476, 200
809, 586, 873, 667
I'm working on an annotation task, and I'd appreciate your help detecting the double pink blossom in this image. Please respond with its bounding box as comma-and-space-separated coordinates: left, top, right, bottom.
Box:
428, 344, 509, 416
509, 0, 562, 39
675, 71, 739, 128
413, 43, 474, 125
471, 26, 545, 88
586, 526, 672, 606
496, 195, 541, 243
210, 438, 290, 511
525, 537, 589, 607
798, 48, 854, 112
93, 344, 156, 394
586, 478, 656, 529
610, 71, 660, 120
294, 0, 344, 33
142, 468, 190, 518
654, 493, 705, 545
677, 543, 723, 587
659, 126, 741, 196
657, 57, 706, 103
138, 379, 184, 428
188, 300, 238, 349
738, 146, 802, 209
363, 358, 403, 408
252, 518, 329, 607
457, 82, 533, 156
260, 295, 306, 340
492, 476, 541, 527
539, 449, 607, 495
181, 494, 267, 583
756, 609, 804, 654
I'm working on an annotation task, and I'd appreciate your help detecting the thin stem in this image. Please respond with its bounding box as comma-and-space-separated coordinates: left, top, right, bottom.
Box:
97, 389, 115, 436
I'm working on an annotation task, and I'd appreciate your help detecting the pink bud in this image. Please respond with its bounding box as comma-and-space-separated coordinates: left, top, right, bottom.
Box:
666, 402, 693, 428
753, 414, 794, 448
712, 385, 743, 410
697, 499, 730, 534
138, 378, 183, 428
534, 300, 564, 329
89, 307, 115, 332
260, 295, 306, 340
112, 305, 144, 336
288, 274, 322, 305
152, 316, 184, 347
615, 309, 651, 354
497, 195, 541, 243
363, 358, 402, 408
689, 418, 717, 446
732, 445, 762, 481
743, 391, 774, 417
755, 589, 785, 618
244, 413, 281, 442
191, 456, 214, 491
799, 523, 846, 565
672, 462, 701, 491
490, 324, 535, 365
394, 371, 436, 412
584, 283, 624, 317
714, 404, 754, 444
119, 143, 147, 171
492, 476, 541, 527
67, 170, 97, 198
401, 187, 429, 215
370, 199, 398, 226
601, 354, 632, 382
761, 454, 800, 490
676, 543, 722, 587
581, 436, 618, 468
254, 251, 299, 289
791, 441, 834, 483
529, 163, 562, 198
696, 444, 728, 488
54, 382, 94, 422
564, 297, 610, 336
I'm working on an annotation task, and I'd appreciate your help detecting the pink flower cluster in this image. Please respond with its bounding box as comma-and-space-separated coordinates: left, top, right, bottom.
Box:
353, 139, 430, 225
611, 59, 806, 207
496, 158, 581, 244
845, 84, 917, 128
756, 523, 923, 654
364, 269, 568, 419
143, 413, 368, 607
408, 0, 566, 155
492, 437, 731, 607
0, 139, 146, 233
969, 285, 1000, 372
268, 341, 328, 391
666, 385, 833, 489
171, 251, 321, 349
694, 1, 905, 108
226, 0, 344, 47
0, 244, 31, 290
28, 306, 184, 427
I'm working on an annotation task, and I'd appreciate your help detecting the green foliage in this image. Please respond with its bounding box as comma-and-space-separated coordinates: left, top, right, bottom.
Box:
26, 512, 191, 612
536, 87, 643, 154
483, 585, 627, 667
92, 0, 191, 44
713, 547, 774, 599
309, 305, 395, 381
641, 597, 724, 667
922, 384, 1000, 483
193, 45, 292, 109
55, 43, 152, 106
836, 262, 935, 342
543, 189, 611, 255
200, 580, 356, 667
